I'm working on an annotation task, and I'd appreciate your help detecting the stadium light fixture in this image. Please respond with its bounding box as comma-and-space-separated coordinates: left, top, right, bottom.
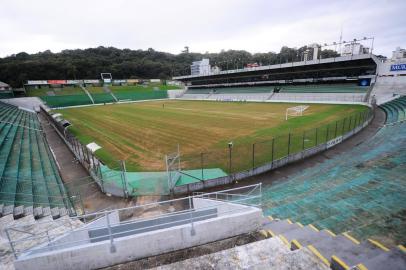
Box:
228, 142, 233, 174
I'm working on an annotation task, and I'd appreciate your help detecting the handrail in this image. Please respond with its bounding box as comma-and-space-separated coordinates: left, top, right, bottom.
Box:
6, 184, 262, 258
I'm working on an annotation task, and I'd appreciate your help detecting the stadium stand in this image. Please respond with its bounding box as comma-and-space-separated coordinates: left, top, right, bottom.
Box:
379, 96, 406, 123
262, 217, 406, 270
371, 76, 406, 104
0, 92, 14, 99
29, 85, 170, 108
0, 214, 83, 270
181, 84, 368, 102
270, 92, 366, 103
279, 83, 367, 93
40, 94, 93, 107
262, 111, 406, 245
0, 102, 71, 218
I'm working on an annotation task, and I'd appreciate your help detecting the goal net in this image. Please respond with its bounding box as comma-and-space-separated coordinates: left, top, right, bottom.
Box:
165, 145, 181, 191
286, 105, 309, 120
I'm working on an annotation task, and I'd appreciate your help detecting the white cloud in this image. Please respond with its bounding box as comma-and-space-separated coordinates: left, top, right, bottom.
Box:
0, 0, 404, 57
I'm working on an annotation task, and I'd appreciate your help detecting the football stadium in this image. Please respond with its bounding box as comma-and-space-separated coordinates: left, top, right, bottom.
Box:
0, 24, 406, 270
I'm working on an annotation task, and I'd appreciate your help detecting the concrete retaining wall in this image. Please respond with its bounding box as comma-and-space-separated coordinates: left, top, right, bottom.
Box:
15, 201, 262, 270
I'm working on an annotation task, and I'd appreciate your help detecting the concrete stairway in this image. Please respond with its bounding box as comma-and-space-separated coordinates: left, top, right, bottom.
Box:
103, 86, 118, 102
261, 216, 406, 270
80, 86, 95, 104
155, 236, 329, 270
0, 204, 69, 220
0, 214, 83, 270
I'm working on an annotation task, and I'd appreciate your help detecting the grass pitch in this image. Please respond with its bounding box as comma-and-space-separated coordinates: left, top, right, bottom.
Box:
59, 100, 367, 172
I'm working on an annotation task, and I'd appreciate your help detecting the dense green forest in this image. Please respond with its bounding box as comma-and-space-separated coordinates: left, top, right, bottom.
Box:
0, 46, 339, 87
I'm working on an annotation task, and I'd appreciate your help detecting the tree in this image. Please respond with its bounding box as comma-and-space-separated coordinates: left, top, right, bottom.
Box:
0, 45, 343, 87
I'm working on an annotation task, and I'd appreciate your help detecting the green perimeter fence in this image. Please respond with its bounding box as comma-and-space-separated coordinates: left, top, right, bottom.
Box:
179, 108, 373, 179
41, 106, 374, 197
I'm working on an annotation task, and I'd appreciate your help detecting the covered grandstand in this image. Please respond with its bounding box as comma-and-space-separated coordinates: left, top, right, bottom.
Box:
174, 54, 378, 104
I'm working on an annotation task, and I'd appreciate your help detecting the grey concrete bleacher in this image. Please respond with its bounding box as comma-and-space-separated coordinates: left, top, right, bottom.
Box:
371, 76, 406, 105
262, 217, 406, 270
270, 92, 366, 103
0, 214, 83, 270
181, 84, 369, 103
155, 236, 329, 270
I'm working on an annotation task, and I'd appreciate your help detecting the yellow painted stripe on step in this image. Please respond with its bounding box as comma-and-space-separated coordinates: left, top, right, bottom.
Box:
279, 235, 290, 247
291, 239, 302, 250
356, 263, 369, 270
332, 255, 350, 270
307, 245, 330, 266
259, 230, 268, 238
309, 224, 319, 232
267, 229, 276, 237
296, 222, 304, 228
325, 229, 336, 237
368, 239, 389, 252
398, 245, 406, 253
342, 232, 360, 245
286, 219, 292, 224
268, 216, 273, 221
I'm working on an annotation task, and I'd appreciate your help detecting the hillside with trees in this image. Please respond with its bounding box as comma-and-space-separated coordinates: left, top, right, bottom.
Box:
0, 46, 339, 87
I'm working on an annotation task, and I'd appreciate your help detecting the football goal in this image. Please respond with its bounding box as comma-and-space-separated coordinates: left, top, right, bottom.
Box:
165, 145, 181, 191
286, 105, 309, 120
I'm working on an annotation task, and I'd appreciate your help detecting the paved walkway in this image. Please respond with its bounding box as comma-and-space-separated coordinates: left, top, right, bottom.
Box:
38, 111, 129, 213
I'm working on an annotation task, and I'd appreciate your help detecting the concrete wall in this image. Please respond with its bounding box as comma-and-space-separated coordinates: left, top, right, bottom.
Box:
167, 89, 185, 98
15, 200, 262, 270
193, 198, 256, 216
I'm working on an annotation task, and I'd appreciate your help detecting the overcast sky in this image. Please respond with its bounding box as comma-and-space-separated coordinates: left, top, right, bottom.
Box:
1, 0, 405, 58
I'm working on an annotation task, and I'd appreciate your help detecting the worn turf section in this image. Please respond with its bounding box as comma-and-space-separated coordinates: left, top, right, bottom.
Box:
58, 100, 367, 172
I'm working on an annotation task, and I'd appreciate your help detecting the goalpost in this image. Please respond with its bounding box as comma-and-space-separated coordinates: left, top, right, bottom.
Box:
165, 144, 181, 191
286, 105, 309, 120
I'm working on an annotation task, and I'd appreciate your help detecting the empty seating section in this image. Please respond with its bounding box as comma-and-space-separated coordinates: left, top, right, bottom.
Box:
0, 102, 70, 215
280, 84, 367, 93
113, 91, 168, 101
188, 86, 273, 94
379, 96, 406, 123
262, 119, 406, 243
0, 92, 14, 99
34, 85, 169, 107
41, 94, 93, 107
184, 87, 272, 101
26, 87, 84, 97
183, 84, 367, 101
92, 93, 116, 103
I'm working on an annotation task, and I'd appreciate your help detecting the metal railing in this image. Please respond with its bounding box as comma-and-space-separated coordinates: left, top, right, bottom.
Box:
5, 183, 262, 259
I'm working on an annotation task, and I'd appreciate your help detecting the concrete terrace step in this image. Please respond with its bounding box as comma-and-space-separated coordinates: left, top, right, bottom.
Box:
154, 237, 329, 270
284, 226, 334, 247
358, 248, 406, 270
264, 219, 302, 236
0, 214, 84, 270
261, 218, 406, 270
313, 234, 389, 269
2, 205, 14, 216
